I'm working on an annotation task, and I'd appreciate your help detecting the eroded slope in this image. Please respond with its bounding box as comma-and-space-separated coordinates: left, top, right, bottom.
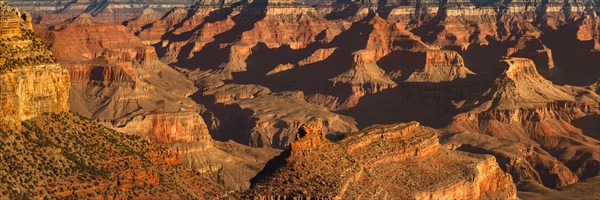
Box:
0, 113, 222, 199
246, 119, 517, 199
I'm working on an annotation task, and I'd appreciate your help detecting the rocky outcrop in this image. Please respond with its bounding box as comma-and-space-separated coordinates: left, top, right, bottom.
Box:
0, 64, 70, 131
246, 120, 517, 199
329, 50, 398, 109
403, 50, 475, 82
576, 14, 600, 51
5, 0, 599, 196
0, 2, 223, 199
448, 101, 600, 179
113, 111, 212, 144
126, 6, 195, 45
507, 36, 556, 77
37, 14, 283, 192
518, 176, 600, 199
446, 58, 600, 181
123, 7, 165, 36
470, 58, 577, 110
0, 2, 70, 131
147, 0, 347, 73
0, 1, 31, 38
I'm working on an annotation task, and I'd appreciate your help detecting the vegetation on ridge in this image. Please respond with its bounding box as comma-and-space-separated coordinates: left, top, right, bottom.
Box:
0, 112, 222, 199
0, 29, 57, 73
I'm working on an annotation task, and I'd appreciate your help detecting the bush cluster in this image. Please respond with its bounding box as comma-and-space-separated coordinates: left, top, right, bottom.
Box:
0, 29, 57, 73
0, 112, 212, 199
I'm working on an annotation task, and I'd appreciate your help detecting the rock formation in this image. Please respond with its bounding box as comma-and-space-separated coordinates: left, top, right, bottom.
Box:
442, 132, 579, 189
38, 14, 212, 145
518, 176, 600, 199
466, 58, 577, 110
174, 140, 281, 191
0, 2, 31, 38
130, 3, 483, 110
246, 120, 517, 199
446, 58, 600, 183
34, 13, 281, 192
403, 50, 475, 82
0, 2, 70, 131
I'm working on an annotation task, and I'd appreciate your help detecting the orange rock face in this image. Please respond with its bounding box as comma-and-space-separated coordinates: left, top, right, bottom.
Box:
128, 2, 598, 196
121, 111, 213, 144
0, 3, 70, 132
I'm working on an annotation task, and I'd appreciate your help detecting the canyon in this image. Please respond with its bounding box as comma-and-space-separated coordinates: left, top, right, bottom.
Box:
1, 0, 599, 198
34, 11, 279, 192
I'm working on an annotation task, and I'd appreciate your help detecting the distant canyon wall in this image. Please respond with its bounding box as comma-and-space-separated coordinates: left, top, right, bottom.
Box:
4, 0, 196, 24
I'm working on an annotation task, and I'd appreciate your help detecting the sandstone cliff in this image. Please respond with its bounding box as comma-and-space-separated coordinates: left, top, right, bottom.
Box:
0, 2, 70, 131
0, 64, 70, 131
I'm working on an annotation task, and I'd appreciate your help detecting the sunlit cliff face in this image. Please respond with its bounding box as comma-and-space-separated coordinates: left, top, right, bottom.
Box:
0, 2, 69, 132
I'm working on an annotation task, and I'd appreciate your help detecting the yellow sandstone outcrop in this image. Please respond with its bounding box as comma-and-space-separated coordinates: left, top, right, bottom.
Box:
0, 2, 70, 131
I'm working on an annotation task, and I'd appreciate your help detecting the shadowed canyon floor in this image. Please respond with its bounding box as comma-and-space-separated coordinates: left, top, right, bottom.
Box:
1, 0, 600, 198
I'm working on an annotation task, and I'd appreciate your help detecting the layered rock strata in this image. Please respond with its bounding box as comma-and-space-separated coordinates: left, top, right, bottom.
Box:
442, 132, 579, 189
4, 0, 599, 195
446, 58, 600, 181
0, 2, 223, 199
0, 2, 70, 131
37, 14, 281, 192
39, 14, 211, 144
246, 119, 518, 199
3, 0, 195, 24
